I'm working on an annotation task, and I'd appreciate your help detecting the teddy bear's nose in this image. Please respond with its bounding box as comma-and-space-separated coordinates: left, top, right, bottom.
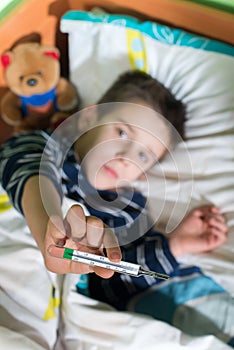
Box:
27, 78, 38, 87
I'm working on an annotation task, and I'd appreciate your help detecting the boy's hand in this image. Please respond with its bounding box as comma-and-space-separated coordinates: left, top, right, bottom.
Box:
44, 204, 121, 278
168, 205, 228, 258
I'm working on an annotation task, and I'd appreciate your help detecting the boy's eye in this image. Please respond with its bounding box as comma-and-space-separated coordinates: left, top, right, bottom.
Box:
119, 129, 128, 139
139, 151, 148, 163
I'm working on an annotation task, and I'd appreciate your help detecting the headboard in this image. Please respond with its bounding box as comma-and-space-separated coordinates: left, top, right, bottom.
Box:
0, 0, 233, 142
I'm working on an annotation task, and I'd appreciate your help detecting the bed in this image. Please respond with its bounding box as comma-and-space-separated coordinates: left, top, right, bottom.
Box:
0, 0, 234, 349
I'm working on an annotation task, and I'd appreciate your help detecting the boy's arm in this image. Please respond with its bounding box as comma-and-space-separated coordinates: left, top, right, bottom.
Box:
22, 175, 121, 277
21, 175, 62, 256
0, 132, 121, 277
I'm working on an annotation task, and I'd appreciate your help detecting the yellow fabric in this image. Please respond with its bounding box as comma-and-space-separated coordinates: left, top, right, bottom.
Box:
126, 28, 148, 72
43, 285, 60, 321
0, 194, 12, 213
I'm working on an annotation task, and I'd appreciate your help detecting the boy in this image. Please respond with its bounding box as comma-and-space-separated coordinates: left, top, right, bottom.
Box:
0, 71, 227, 290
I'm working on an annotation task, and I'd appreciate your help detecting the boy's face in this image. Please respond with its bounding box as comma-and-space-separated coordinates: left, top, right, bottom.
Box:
77, 103, 170, 190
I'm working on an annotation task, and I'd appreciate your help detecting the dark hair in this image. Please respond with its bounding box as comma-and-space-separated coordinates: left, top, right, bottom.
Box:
97, 70, 186, 140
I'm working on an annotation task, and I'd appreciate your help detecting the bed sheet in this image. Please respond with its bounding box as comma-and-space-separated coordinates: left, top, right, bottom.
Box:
0, 200, 62, 349
0, 197, 233, 350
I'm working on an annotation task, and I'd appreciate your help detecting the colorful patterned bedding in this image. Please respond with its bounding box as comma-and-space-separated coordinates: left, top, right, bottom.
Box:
62, 9, 234, 56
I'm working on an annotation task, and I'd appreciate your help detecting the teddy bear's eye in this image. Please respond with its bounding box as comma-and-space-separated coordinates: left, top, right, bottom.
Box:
37, 71, 42, 76
19, 75, 24, 81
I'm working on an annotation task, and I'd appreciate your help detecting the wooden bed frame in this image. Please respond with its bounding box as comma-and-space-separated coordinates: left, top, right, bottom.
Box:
0, 0, 233, 142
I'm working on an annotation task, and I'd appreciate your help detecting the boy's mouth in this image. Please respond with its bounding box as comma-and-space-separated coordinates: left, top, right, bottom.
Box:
103, 165, 118, 179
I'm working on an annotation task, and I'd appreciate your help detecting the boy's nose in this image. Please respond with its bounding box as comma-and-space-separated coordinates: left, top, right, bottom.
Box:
116, 154, 129, 164
115, 150, 134, 166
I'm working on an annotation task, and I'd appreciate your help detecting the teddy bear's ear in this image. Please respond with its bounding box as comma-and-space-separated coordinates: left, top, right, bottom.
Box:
42, 46, 60, 60
1, 51, 12, 69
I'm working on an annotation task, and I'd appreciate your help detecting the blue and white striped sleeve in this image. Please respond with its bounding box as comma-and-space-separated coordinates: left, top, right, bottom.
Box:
0, 130, 64, 214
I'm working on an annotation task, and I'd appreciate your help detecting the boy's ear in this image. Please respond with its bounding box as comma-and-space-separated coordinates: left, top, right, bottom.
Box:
77, 104, 98, 133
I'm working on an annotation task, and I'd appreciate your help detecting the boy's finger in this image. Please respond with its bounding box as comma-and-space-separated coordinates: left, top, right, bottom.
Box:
92, 265, 115, 279
47, 215, 66, 246
86, 216, 104, 248
65, 205, 87, 242
210, 206, 222, 215
209, 227, 228, 245
194, 205, 223, 218
200, 207, 226, 225
192, 206, 212, 218
203, 211, 226, 225
209, 217, 228, 234
211, 213, 226, 224
103, 226, 122, 262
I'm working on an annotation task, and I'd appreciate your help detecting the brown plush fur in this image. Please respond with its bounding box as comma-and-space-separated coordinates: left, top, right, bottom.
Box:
1, 42, 80, 133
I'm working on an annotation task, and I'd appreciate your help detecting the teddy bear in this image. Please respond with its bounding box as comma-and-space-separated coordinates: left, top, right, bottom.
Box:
1, 41, 80, 133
